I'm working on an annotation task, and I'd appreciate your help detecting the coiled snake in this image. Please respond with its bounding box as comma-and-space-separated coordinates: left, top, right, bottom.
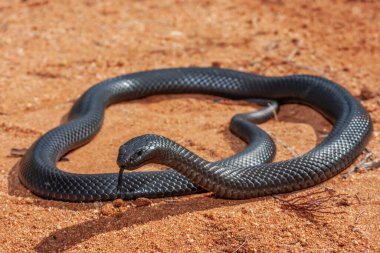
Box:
18, 68, 372, 202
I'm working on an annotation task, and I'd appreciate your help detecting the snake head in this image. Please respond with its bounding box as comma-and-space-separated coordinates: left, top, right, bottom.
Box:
117, 134, 166, 195
117, 134, 162, 171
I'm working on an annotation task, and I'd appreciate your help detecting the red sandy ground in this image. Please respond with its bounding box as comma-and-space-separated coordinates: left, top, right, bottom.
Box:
0, 0, 379, 252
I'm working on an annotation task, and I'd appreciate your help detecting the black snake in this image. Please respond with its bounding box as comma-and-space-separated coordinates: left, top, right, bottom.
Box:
18, 67, 372, 202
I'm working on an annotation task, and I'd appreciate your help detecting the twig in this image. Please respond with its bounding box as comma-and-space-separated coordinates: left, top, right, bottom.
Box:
354, 193, 361, 204
9, 148, 29, 157
344, 149, 375, 178
273, 188, 347, 220
9, 147, 69, 161
363, 158, 380, 171
232, 234, 253, 253
354, 211, 365, 225
321, 184, 336, 192
232, 237, 248, 253
285, 41, 301, 62
264, 41, 279, 52
284, 61, 326, 76
281, 39, 327, 76
269, 132, 299, 157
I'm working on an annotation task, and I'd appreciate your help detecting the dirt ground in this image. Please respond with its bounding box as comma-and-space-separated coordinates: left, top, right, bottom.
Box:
0, 0, 379, 252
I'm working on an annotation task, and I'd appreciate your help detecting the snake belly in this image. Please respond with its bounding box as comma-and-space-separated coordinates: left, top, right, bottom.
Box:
18, 67, 372, 202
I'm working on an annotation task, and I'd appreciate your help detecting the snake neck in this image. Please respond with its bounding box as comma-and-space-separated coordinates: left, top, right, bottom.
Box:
154, 137, 242, 196
153, 137, 222, 181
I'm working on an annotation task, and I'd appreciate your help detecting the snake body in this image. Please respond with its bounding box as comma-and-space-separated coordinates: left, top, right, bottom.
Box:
19, 67, 372, 202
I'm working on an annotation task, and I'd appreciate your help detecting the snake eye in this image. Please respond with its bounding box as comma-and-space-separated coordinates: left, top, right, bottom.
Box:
129, 149, 144, 162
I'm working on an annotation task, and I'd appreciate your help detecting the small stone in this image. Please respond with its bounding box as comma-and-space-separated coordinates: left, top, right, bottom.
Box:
211, 61, 221, 68
113, 199, 123, 208
203, 213, 215, 220
337, 197, 350, 207
134, 198, 152, 207
360, 85, 376, 100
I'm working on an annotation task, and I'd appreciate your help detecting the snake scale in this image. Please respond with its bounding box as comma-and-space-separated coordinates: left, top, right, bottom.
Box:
18, 67, 372, 202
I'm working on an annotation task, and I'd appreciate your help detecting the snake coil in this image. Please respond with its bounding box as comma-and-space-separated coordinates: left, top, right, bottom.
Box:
18, 68, 372, 202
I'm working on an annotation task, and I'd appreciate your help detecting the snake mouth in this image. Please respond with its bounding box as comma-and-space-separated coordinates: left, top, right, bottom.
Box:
117, 157, 155, 197
125, 157, 156, 171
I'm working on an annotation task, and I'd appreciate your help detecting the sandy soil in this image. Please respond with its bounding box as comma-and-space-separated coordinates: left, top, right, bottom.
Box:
0, 0, 379, 252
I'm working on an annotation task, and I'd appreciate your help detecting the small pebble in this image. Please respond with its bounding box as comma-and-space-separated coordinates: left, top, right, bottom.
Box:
113, 199, 123, 208
211, 61, 221, 68
134, 198, 152, 207
241, 207, 249, 214
360, 85, 376, 100
337, 197, 350, 207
